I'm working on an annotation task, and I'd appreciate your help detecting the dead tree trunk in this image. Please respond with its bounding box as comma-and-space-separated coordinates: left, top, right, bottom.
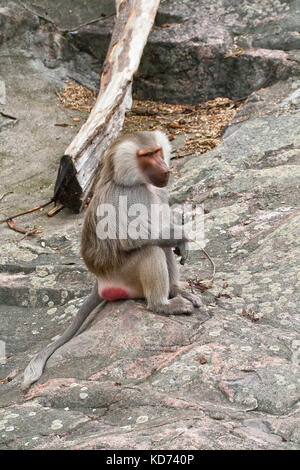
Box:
53, 0, 160, 213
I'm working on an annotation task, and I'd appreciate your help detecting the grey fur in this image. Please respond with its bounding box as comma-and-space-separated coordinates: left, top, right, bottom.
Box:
22, 282, 104, 391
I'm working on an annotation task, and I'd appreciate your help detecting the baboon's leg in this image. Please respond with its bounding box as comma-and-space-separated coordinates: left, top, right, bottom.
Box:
138, 247, 194, 315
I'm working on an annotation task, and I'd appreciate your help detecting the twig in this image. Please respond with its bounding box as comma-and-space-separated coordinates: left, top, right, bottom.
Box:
6, 219, 40, 237
0, 199, 54, 224
174, 152, 193, 159
1, 199, 54, 239
61, 14, 115, 34
199, 246, 216, 284
0, 191, 13, 202
47, 202, 64, 217
17, 230, 39, 242
188, 239, 216, 289
0, 111, 17, 120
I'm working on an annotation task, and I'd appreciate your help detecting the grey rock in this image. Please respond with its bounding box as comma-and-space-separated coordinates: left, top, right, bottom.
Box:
0, 0, 300, 451
19, 0, 116, 32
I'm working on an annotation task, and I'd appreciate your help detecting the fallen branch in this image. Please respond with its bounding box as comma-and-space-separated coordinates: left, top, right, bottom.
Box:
53, 0, 160, 213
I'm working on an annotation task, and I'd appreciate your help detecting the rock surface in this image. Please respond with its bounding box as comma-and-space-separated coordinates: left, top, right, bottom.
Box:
0, 0, 300, 451
1, 0, 300, 102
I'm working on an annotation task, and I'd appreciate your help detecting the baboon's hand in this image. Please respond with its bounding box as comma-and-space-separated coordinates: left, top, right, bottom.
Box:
174, 241, 189, 265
